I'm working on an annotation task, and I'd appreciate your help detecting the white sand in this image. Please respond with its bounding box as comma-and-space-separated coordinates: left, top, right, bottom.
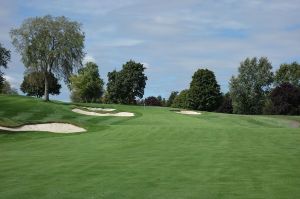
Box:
177, 110, 201, 115
72, 108, 134, 117
83, 107, 116, 112
0, 123, 86, 133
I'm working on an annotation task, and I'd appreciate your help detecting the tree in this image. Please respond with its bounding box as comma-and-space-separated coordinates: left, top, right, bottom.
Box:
145, 96, 162, 106
229, 57, 273, 114
274, 62, 300, 87
0, 43, 11, 90
0, 80, 18, 95
70, 62, 104, 103
167, 91, 178, 107
106, 70, 122, 104
0, 43, 10, 69
10, 15, 85, 101
264, 83, 300, 115
172, 89, 189, 109
20, 71, 61, 98
216, 93, 233, 113
0, 71, 5, 92
106, 60, 147, 104
188, 69, 222, 111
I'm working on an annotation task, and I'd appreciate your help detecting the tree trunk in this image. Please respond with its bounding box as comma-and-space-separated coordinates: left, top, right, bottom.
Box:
44, 72, 49, 101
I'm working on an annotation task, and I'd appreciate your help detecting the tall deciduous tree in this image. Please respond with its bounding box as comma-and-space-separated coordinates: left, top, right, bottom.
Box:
229, 57, 273, 114
0, 43, 11, 91
188, 69, 222, 111
20, 71, 61, 98
10, 15, 85, 101
0, 43, 10, 69
274, 62, 300, 87
70, 62, 104, 103
107, 60, 147, 104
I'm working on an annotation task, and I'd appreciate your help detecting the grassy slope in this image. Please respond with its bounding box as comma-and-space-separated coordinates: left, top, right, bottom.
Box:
0, 95, 300, 199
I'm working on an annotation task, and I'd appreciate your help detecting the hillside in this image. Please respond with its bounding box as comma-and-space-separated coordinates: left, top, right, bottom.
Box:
0, 95, 300, 199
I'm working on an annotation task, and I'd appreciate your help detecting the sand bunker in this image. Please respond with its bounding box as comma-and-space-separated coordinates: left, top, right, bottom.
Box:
72, 108, 134, 117
177, 110, 201, 115
83, 107, 116, 112
0, 123, 86, 133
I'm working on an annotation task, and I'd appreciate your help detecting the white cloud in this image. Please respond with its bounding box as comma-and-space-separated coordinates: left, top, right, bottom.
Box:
102, 39, 144, 47
3, 75, 19, 89
141, 62, 150, 69
83, 55, 96, 64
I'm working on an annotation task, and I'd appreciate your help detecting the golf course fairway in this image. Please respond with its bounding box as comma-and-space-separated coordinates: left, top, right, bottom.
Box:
0, 95, 300, 199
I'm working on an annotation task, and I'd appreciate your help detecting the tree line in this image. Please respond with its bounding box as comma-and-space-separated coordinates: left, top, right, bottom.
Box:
0, 15, 299, 115
164, 58, 300, 115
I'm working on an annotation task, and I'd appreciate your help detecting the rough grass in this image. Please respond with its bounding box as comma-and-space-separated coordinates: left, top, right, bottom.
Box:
0, 94, 300, 199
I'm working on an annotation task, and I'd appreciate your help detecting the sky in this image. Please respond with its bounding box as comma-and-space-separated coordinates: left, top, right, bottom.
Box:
1, 0, 300, 101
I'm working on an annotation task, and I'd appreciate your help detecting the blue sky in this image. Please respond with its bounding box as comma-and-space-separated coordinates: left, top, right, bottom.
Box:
1, 0, 300, 101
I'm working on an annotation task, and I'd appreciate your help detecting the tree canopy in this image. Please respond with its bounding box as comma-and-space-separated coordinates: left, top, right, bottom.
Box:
70, 62, 104, 103
0, 43, 11, 91
167, 91, 178, 107
106, 60, 147, 104
216, 93, 233, 114
188, 69, 222, 111
145, 96, 162, 106
265, 83, 300, 115
20, 71, 61, 98
172, 89, 190, 109
274, 62, 300, 87
0, 43, 10, 69
0, 80, 18, 95
10, 15, 85, 101
230, 57, 273, 114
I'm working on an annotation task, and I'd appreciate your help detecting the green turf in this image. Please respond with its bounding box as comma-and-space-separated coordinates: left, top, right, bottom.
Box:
0, 94, 300, 199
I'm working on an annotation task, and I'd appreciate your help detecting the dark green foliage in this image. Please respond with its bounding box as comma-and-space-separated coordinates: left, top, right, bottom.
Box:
70, 62, 104, 103
20, 71, 61, 98
274, 62, 300, 87
172, 89, 190, 108
0, 43, 11, 90
217, 93, 233, 113
0, 43, 10, 69
106, 70, 122, 104
0, 80, 18, 95
188, 69, 222, 111
0, 71, 4, 92
106, 60, 147, 104
264, 83, 300, 115
145, 96, 162, 106
230, 57, 273, 114
10, 15, 85, 101
167, 91, 178, 107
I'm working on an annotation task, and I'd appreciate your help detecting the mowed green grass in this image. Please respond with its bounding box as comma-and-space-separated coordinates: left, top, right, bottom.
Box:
0, 95, 300, 199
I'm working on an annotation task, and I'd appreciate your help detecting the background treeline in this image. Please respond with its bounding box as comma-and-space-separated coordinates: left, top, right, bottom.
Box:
0, 15, 299, 115
166, 57, 300, 115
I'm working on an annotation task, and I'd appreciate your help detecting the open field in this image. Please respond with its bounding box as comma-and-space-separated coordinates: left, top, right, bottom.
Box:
0, 95, 300, 199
